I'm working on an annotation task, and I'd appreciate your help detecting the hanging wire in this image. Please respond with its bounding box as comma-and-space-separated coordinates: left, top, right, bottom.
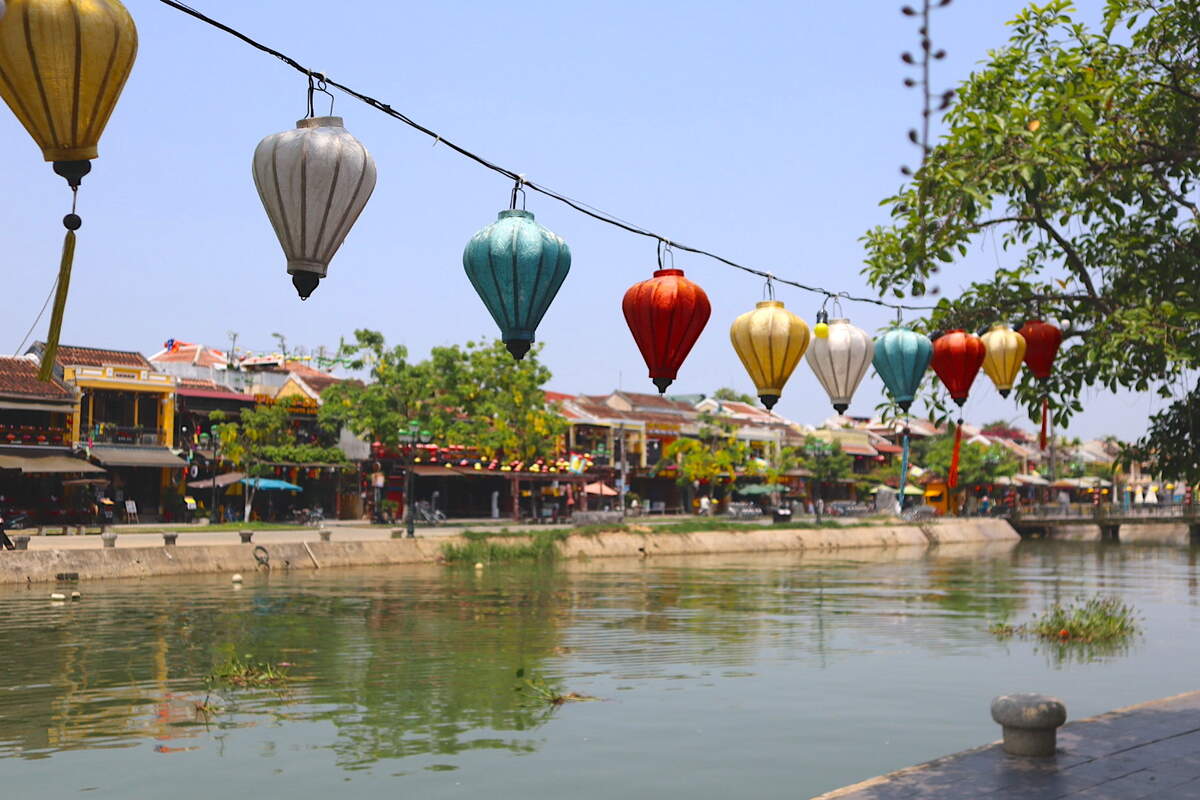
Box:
14, 274, 60, 356
306, 71, 335, 118
154, 0, 938, 312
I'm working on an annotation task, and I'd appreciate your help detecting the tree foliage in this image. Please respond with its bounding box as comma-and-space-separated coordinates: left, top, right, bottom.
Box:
660, 413, 758, 495
319, 331, 566, 463
712, 387, 758, 405
862, 0, 1200, 480
921, 433, 1020, 488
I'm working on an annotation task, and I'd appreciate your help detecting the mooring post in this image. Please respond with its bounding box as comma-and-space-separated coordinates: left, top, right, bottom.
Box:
239, 530, 254, 544
162, 532, 178, 547
101, 532, 117, 549
991, 694, 1067, 757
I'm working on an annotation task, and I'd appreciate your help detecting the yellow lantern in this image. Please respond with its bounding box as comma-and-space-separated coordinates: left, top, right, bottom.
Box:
0, 0, 137, 381
0, 0, 137, 179
729, 300, 811, 410
981, 324, 1027, 398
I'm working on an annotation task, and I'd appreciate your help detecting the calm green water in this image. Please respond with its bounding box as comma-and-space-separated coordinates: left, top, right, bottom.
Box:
3, 541, 1200, 798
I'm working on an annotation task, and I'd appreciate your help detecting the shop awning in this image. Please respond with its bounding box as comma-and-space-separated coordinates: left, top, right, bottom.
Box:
90, 446, 187, 468
412, 465, 462, 477
0, 453, 106, 474
187, 471, 246, 489
0, 399, 76, 413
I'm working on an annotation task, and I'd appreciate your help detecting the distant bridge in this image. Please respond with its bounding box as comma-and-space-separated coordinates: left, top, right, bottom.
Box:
1009, 504, 1200, 542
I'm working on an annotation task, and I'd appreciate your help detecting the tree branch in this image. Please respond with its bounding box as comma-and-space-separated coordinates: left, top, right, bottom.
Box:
1027, 196, 1101, 298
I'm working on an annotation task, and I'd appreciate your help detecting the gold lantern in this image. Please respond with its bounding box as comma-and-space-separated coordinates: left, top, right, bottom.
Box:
0, 0, 137, 379
981, 323, 1027, 398
730, 299, 811, 410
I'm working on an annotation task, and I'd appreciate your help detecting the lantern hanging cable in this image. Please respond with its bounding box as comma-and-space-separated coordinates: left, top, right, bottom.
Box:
153, 0, 936, 312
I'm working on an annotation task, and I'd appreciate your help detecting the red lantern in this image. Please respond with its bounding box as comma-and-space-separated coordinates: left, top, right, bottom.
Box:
622, 268, 711, 393
1019, 319, 1063, 449
931, 330, 985, 489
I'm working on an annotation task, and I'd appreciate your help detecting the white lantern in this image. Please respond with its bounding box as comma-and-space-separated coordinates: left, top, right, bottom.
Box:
252, 116, 377, 299
806, 317, 874, 413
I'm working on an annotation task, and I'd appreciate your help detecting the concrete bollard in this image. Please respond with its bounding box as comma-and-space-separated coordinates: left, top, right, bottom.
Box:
991, 693, 1067, 757
101, 532, 117, 549
319, 529, 332, 542
61, 525, 69, 536
391, 528, 405, 539
239, 530, 254, 544
75, 525, 84, 536
12, 535, 29, 551
162, 532, 178, 547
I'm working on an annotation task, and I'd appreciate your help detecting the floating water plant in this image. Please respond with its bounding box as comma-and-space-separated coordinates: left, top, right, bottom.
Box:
514, 668, 597, 706
206, 654, 291, 688
990, 595, 1140, 644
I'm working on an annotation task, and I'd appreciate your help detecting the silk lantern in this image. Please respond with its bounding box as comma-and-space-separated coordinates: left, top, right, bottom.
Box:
463, 209, 571, 360
1019, 319, 1063, 449
931, 329, 985, 489
806, 316, 873, 414
873, 326, 932, 510
623, 268, 711, 393
253, 116, 377, 300
0, 0, 137, 380
729, 299, 810, 410
981, 324, 1026, 398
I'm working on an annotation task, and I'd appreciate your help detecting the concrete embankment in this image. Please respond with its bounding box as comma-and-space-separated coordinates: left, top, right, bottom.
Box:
0, 519, 1019, 585
1049, 522, 1192, 544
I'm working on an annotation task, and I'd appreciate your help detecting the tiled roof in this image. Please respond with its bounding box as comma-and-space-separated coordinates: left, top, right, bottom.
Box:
149, 343, 228, 368
178, 379, 244, 396
48, 344, 150, 369
301, 373, 342, 395
0, 357, 74, 401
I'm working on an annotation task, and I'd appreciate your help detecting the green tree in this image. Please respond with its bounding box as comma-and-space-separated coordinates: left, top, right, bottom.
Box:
215, 404, 343, 522
922, 433, 1019, 490
800, 436, 854, 521
712, 387, 758, 405
660, 413, 758, 507
320, 331, 566, 465
862, 0, 1200, 481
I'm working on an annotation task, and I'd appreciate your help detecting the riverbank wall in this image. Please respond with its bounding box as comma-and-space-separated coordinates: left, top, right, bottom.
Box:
0, 519, 1019, 586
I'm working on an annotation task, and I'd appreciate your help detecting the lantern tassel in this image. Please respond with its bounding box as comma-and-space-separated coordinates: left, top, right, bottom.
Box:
38, 230, 76, 383
1040, 397, 1049, 451
948, 420, 963, 489
897, 424, 911, 514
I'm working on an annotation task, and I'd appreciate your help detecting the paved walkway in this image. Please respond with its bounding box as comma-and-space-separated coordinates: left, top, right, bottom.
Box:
815, 692, 1200, 800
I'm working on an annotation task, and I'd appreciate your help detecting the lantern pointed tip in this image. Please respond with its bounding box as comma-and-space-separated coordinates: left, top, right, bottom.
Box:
292, 273, 320, 300
833, 402, 849, 414
652, 377, 673, 394
898, 400, 912, 413
999, 389, 1011, 398
759, 394, 779, 410
52, 160, 92, 189
504, 340, 532, 360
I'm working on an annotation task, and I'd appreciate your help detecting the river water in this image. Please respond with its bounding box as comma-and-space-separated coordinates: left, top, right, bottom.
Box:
2, 541, 1199, 798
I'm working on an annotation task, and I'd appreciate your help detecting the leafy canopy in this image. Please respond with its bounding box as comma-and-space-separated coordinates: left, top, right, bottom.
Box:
862, 0, 1200, 480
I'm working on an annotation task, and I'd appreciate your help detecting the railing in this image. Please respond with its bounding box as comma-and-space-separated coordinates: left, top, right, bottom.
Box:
87, 426, 166, 446
1014, 503, 1198, 522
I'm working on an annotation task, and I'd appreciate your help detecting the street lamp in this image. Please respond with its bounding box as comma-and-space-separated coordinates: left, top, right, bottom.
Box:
400, 421, 432, 538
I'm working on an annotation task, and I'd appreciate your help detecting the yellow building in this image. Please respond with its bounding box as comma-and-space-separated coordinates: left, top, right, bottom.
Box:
37, 344, 186, 521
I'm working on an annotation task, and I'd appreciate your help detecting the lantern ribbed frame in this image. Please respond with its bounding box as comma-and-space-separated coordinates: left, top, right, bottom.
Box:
0, 0, 137, 163
463, 209, 571, 360
729, 300, 810, 410
872, 326, 932, 412
806, 318, 873, 414
1019, 319, 1063, 380
252, 116, 377, 298
623, 268, 711, 394
931, 329, 986, 406
981, 324, 1027, 398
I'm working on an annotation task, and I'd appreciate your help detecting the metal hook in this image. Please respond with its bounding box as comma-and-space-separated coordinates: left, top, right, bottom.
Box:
307, 71, 335, 118
896, 306, 904, 326
509, 175, 526, 210
656, 240, 675, 270
763, 274, 776, 302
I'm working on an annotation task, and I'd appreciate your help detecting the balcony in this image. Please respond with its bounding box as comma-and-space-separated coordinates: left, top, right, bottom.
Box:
0, 424, 67, 447
87, 425, 166, 447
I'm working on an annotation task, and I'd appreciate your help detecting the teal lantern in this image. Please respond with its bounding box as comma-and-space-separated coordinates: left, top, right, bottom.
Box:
873, 325, 931, 513
463, 208, 571, 360
872, 326, 932, 412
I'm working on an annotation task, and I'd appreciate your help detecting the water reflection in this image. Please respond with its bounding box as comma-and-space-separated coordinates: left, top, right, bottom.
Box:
0, 541, 1195, 778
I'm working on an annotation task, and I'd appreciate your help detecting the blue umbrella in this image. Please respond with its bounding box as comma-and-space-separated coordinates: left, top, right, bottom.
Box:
240, 478, 303, 492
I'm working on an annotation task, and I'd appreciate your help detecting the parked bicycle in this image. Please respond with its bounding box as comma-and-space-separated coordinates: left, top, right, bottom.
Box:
292, 506, 325, 527
412, 501, 446, 525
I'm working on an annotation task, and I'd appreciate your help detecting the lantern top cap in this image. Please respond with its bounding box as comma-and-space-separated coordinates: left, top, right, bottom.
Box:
652, 268, 685, 278
296, 116, 345, 130
497, 209, 534, 220
989, 323, 1014, 330
828, 318, 852, 325
755, 300, 785, 309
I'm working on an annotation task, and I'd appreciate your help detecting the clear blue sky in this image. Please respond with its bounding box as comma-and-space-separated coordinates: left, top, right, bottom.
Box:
0, 0, 1159, 441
